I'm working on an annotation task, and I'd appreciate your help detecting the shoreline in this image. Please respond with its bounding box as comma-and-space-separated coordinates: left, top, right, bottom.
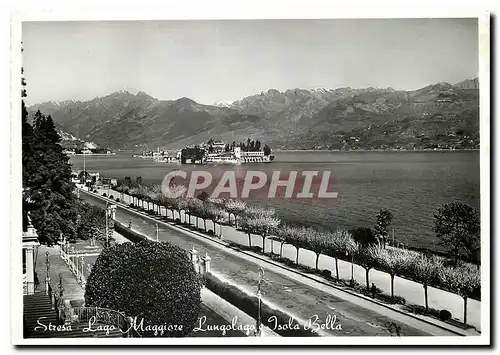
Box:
70, 149, 481, 158
274, 148, 480, 153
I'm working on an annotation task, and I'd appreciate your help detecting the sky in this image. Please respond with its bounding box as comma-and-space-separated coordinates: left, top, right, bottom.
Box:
22, 18, 479, 105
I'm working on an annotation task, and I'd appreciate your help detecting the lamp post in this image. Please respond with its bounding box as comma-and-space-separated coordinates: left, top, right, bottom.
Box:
80, 256, 85, 283
105, 203, 108, 247
346, 251, 354, 286
256, 267, 265, 336
45, 251, 51, 295
105, 203, 117, 248
83, 150, 86, 183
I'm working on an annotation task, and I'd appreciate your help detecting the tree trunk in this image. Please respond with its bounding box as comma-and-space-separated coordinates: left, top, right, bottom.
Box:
365, 268, 370, 291
261, 236, 266, 253
350, 257, 354, 285
280, 243, 284, 258
424, 284, 429, 312
463, 296, 468, 325
296, 247, 300, 265
203, 219, 207, 233
248, 233, 252, 247
335, 257, 339, 281
390, 274, 395, 302
315, 253, 320, 270
234, 215, 238, 228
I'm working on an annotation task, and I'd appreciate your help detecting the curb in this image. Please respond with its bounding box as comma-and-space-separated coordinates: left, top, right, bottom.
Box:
82, 189, 468, 337
201, 288, 280, 337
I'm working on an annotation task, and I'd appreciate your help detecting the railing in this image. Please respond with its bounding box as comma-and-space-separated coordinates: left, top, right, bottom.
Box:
72, 307, 141, 337
23, 280, 50, 296
60, 248, 87, 287
23, 281, 35, 295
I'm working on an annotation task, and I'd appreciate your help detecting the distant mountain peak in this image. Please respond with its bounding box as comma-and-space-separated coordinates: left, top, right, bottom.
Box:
265, 89, 281, 96
136, 91, 155, 100
174, 97, 197, 105
103, 90, 135, 99
213, 100, 234, 107
454, 78, 479, 89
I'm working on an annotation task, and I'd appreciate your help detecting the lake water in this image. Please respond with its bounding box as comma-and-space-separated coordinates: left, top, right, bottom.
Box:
70, 150, 480, 252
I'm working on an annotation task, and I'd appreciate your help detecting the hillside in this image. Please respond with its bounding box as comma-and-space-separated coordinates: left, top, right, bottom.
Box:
28, 79, 479, 151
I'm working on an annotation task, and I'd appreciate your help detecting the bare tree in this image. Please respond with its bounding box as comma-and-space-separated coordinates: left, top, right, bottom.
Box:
372, 247, 415, 302
207, 204, 226, 237
440, 263, 480, 325
410, 254, 443, 312
354, 244, 379, 291
274, 224, 294, 258
327, 230, 356, 281
225, 199, 246, 227
307, 231, 330, 270
285, 227, 309, 265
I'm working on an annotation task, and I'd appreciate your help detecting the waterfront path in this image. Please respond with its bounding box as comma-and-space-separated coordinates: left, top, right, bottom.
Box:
95, 186, 481, 331
82, 189, 473, 336
35, 245, 85, 304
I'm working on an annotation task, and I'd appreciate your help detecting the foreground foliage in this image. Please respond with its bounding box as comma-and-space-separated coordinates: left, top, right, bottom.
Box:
85, 240, 202, 337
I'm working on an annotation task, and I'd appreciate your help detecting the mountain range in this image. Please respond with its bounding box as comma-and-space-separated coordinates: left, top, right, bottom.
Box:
28, 78, 480, 151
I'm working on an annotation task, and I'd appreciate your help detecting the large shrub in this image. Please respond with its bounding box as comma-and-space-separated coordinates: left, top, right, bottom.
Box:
85, 239, 202, 337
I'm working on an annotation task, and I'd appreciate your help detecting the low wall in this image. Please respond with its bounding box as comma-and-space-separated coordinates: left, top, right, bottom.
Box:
114, 222, 148, 243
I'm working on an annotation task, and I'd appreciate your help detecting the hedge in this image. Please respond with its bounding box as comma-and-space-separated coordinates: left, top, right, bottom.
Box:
85, 238, 202, 337
114, 222, 147, 243
203, 273, 318, 337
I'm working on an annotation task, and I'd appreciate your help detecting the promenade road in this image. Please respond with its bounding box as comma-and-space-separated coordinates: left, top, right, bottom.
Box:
97, 187, 481, 331
81, 190, 463, 337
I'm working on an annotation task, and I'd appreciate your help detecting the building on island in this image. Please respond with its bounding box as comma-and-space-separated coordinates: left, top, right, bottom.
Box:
205, 152, 241, 164
211, 140, 226, 152
180, 140, 274, 165
234, 147, 272, 163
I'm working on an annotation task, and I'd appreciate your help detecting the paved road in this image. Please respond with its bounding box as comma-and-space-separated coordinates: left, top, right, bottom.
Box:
81, 191, 458, 337
97, 187, 481, 330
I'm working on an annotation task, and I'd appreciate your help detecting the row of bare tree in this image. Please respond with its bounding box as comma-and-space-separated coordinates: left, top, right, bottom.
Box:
113, 183, 480, 325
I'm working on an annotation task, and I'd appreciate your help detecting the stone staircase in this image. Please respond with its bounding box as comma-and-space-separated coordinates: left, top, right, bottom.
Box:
23, 291, 59, 338
23, 291, 123, 338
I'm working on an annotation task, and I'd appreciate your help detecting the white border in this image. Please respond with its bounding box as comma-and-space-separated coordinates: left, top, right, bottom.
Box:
9, 3, 491, 346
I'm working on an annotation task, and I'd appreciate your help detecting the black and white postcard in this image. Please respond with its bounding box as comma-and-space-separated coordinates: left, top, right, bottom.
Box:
10, 4, 491, 346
